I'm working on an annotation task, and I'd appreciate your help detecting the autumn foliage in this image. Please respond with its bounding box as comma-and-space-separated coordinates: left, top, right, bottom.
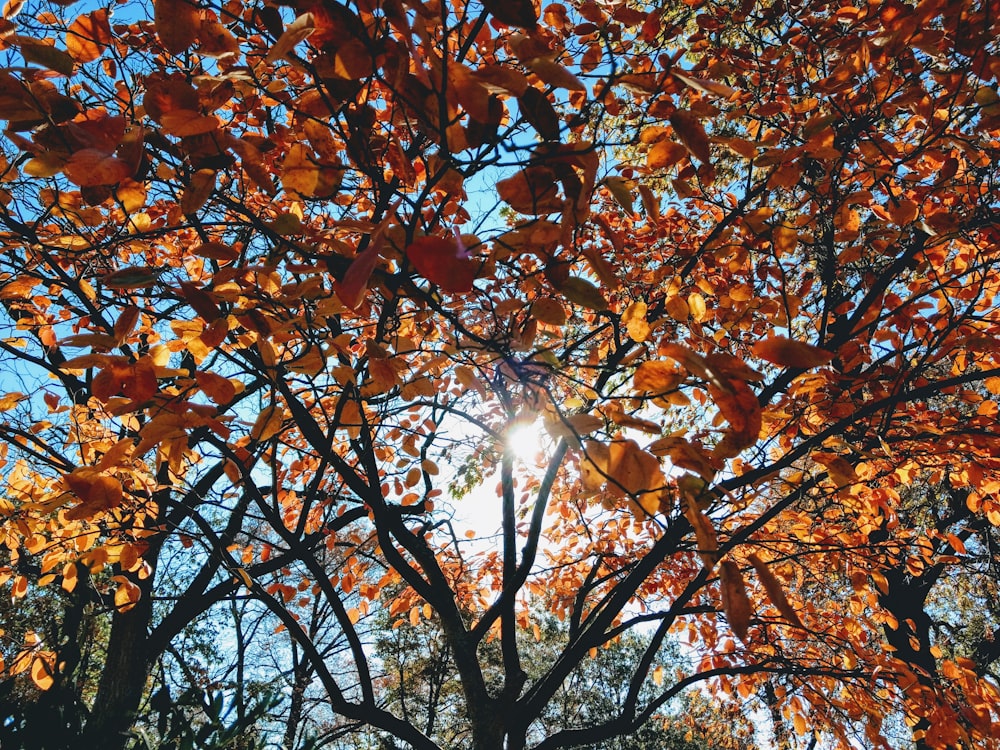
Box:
0, 0, 999, 747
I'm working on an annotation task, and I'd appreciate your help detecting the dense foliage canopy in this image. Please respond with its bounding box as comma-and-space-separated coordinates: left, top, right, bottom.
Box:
0, 0, 999, 747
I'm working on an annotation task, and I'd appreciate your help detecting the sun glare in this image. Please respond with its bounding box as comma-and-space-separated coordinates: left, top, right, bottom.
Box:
505, 420, 545, 464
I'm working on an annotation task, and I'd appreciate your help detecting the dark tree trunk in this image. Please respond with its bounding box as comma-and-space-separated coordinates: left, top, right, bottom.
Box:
80, 565, 158, 750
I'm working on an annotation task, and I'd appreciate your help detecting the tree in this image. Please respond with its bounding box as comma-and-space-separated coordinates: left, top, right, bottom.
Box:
0, 0, 999, 748
364, 603, 760, 749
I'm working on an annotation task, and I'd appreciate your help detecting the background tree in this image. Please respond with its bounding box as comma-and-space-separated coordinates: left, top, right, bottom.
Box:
0, 0, 998, 749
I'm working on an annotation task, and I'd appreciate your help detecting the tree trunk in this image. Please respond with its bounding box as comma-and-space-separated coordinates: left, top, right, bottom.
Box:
81, 567, 158, 750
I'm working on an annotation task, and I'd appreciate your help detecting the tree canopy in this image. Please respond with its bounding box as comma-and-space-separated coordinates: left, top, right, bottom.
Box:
0, 0, 999, 747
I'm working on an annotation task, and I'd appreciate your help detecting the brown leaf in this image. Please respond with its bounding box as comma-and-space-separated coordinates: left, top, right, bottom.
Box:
497, 166, 562, 214
180, 169, 217, 215
18, 39, 75, 76
719, 560, 753, 642
102, 266, 162, 289
265, 12, 315, 63
748, 553, 803, 628
480, 0, 537, 28
669, 109, 711, 164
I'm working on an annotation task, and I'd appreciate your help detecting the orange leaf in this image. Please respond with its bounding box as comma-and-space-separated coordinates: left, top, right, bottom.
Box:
196, 371, 237, 405
752, 336, 834, 369
524, 58, 586, 92
112, 575, 141, 611
198, 19, 239, 59
684, 502, 719, 569
622, 300, 651, 341
580, 441, 610, 496
673, 71, 738, 98
64, 469, 124, 520
647, 436, 719, 482
450, 64, 494, 123
335, 237, 383, 310
606, 439, 666, 517
180, 169, 217, 215
64, 149, 131, 187
160, 111, 221, 138
633, 360, 685, 395
30, 653, 55, 691
531, 298, 568, 326
647, 139, 687, 170
91, 357, 157, 403
113, 306, 140, 345
889, 199, 919, 226
154, 0, 200, 54
406, 236, 478, 294
66, 9, 111, 63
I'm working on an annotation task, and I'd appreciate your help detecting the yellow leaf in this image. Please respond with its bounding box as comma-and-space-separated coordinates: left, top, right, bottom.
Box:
251, 403, 285, 442
0, 391, 25, 411
531, 298, 568, 326
687, 292, 707, 322
560, 277, 608, 311
793, 713, 807, 736
622, 300, 650, 341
